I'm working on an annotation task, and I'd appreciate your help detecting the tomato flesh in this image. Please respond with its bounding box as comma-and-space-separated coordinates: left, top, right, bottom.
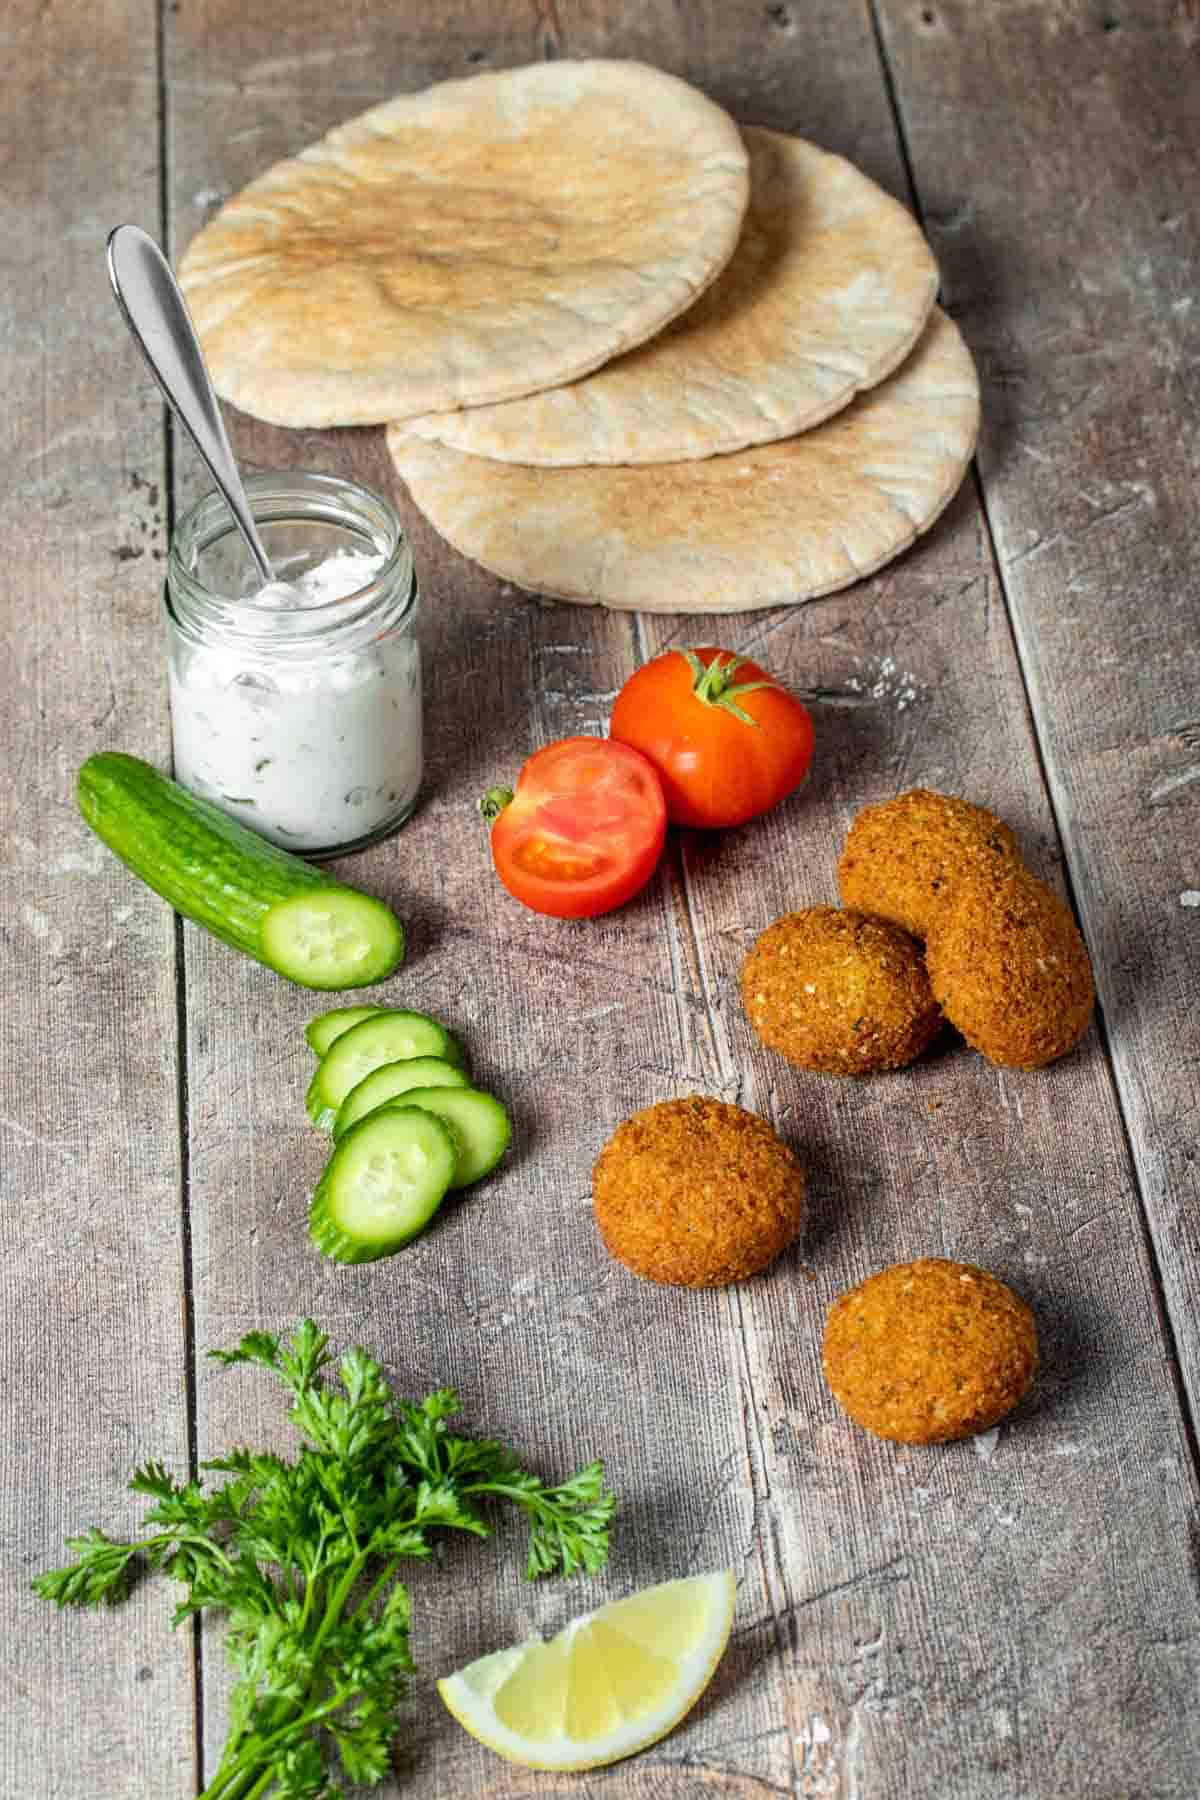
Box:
609, 647, 814, 830
490, 737, 667, 918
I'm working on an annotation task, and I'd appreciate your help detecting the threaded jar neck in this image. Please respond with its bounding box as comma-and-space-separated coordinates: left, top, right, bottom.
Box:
166, 469, 416, 653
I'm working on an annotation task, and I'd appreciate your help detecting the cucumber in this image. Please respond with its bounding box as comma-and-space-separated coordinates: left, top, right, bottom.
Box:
385, 1087, 511, 1188
309, 1107, 458, 1262
305, 1005, 392, 1057
79, 753, 405, 990
333, 1056, 470, 1142
307, 1010, 466, 1131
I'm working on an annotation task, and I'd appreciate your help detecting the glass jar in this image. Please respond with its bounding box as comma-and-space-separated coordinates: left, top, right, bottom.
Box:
165, 470, 421, 859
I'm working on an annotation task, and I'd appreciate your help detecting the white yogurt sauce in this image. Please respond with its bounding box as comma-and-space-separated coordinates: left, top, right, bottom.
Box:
168, 548, 421, 854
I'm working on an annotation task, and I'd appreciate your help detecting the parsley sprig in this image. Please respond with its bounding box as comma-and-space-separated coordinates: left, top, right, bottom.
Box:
34, 1320, 615, 1799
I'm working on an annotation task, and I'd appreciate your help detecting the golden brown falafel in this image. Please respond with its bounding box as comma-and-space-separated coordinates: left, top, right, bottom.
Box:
592, 1095, 804, 1288
740, 906, 941, 1075
838, 789, 1021, 941
924, 865, 1094, 1069
822, 1257, 1038, 1444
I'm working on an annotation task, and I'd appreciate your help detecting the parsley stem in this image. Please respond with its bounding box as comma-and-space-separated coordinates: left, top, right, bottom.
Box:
297, 1528, 332, 1630
203, 1770, 271, 1800
311, 1548, 369, 1659
204, 1556, 376, 1800
199, 1764, 257, 1800
201, 1686, 360, 1798
347, 1557, 402, 1627
121, 1527, 241, 1584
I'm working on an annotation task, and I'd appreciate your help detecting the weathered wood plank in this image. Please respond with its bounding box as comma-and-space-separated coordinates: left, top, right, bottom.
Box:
165, 3, 791, 1791
873, 0, 1200, 1418
0, 3, 195, 1795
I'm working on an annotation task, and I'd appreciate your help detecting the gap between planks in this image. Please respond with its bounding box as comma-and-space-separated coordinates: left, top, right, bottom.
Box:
156, 0, 206, 1786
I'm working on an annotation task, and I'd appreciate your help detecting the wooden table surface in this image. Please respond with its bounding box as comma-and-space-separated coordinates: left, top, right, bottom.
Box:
6, 2, 1200, 1795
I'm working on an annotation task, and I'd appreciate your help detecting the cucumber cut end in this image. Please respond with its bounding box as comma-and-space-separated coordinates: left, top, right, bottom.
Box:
261, 890, 405, 991
309, 1107, 457, 1263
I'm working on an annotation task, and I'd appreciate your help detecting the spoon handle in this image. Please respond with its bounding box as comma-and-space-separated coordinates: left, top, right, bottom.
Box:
106, 224, 274, 586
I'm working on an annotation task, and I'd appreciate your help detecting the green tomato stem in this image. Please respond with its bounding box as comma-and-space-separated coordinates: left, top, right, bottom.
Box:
679, 649, 777, 725
479, 787, 514, 825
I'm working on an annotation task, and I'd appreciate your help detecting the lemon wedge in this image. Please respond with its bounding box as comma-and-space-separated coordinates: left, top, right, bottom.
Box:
437, 1568, 736, 1771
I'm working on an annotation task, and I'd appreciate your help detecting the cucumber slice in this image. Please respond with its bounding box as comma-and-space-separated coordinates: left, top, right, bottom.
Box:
260, 891, 405, 991
78, 752, 404, 990
385, 1087, 511, 1188
309, 1011, 466, 1132
309, 1107, 458, 1262
305, 1005, 392, 1057
333, 1056, 470, 1142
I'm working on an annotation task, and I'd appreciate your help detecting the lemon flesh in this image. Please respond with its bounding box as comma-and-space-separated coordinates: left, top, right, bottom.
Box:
437, 1569, 736, 1771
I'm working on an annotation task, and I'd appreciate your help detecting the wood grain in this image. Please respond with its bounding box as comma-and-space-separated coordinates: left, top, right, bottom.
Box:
874, 0, 1200, 1423
8, 0, 1200, 1795
170, 0, 1200, 1794
622, 5, 1200, 1796
165, 1, 792, 1789
0, 3, 195, 1796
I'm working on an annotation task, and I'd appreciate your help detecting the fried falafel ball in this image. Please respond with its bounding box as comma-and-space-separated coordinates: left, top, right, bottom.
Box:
838, 789, 1021, 941
592, 1095, 804, 1288
822, 1257, 1038, 1444
740, 906, 941, 1076
924, 865, 1094, 1069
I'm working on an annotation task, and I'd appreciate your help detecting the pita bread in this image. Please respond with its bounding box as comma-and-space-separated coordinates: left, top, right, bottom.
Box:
387, 309, 980, 613
404, 129, 939, 465
177, 61, 749, 428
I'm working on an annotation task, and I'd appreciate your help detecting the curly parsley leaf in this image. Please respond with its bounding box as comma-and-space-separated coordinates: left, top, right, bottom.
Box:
33, 1319, 615, 1798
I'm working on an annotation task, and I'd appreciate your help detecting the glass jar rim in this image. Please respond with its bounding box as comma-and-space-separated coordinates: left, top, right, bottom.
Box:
167, 468, 416, 649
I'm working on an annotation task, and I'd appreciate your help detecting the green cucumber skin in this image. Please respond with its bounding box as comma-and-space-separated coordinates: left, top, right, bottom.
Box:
306, 1068, 337, 1133
79, 753, 326, 954
78, 753, 404, 988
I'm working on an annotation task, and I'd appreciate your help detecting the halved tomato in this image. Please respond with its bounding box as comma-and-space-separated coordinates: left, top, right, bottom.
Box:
484, 737, 667, 919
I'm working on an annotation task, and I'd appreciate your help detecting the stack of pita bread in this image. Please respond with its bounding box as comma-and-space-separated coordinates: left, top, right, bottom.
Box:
180, 59, 979, 614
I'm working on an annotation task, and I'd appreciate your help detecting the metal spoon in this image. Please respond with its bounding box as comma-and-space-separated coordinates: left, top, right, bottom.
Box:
106, 223, 275, 587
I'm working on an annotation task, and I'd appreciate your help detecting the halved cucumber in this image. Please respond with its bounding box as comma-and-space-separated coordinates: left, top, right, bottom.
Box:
333, 1056, 470, 1142
384, 1088, 511, 1189
309, 1107, 458, 1263
307, 1010, 466, 1131
78, 753, 404, 990
305, 1005, 392, 1057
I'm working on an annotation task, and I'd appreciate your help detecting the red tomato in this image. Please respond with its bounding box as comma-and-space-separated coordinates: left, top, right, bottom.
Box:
486, 737, 667, 919
609, 648, 814, 829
